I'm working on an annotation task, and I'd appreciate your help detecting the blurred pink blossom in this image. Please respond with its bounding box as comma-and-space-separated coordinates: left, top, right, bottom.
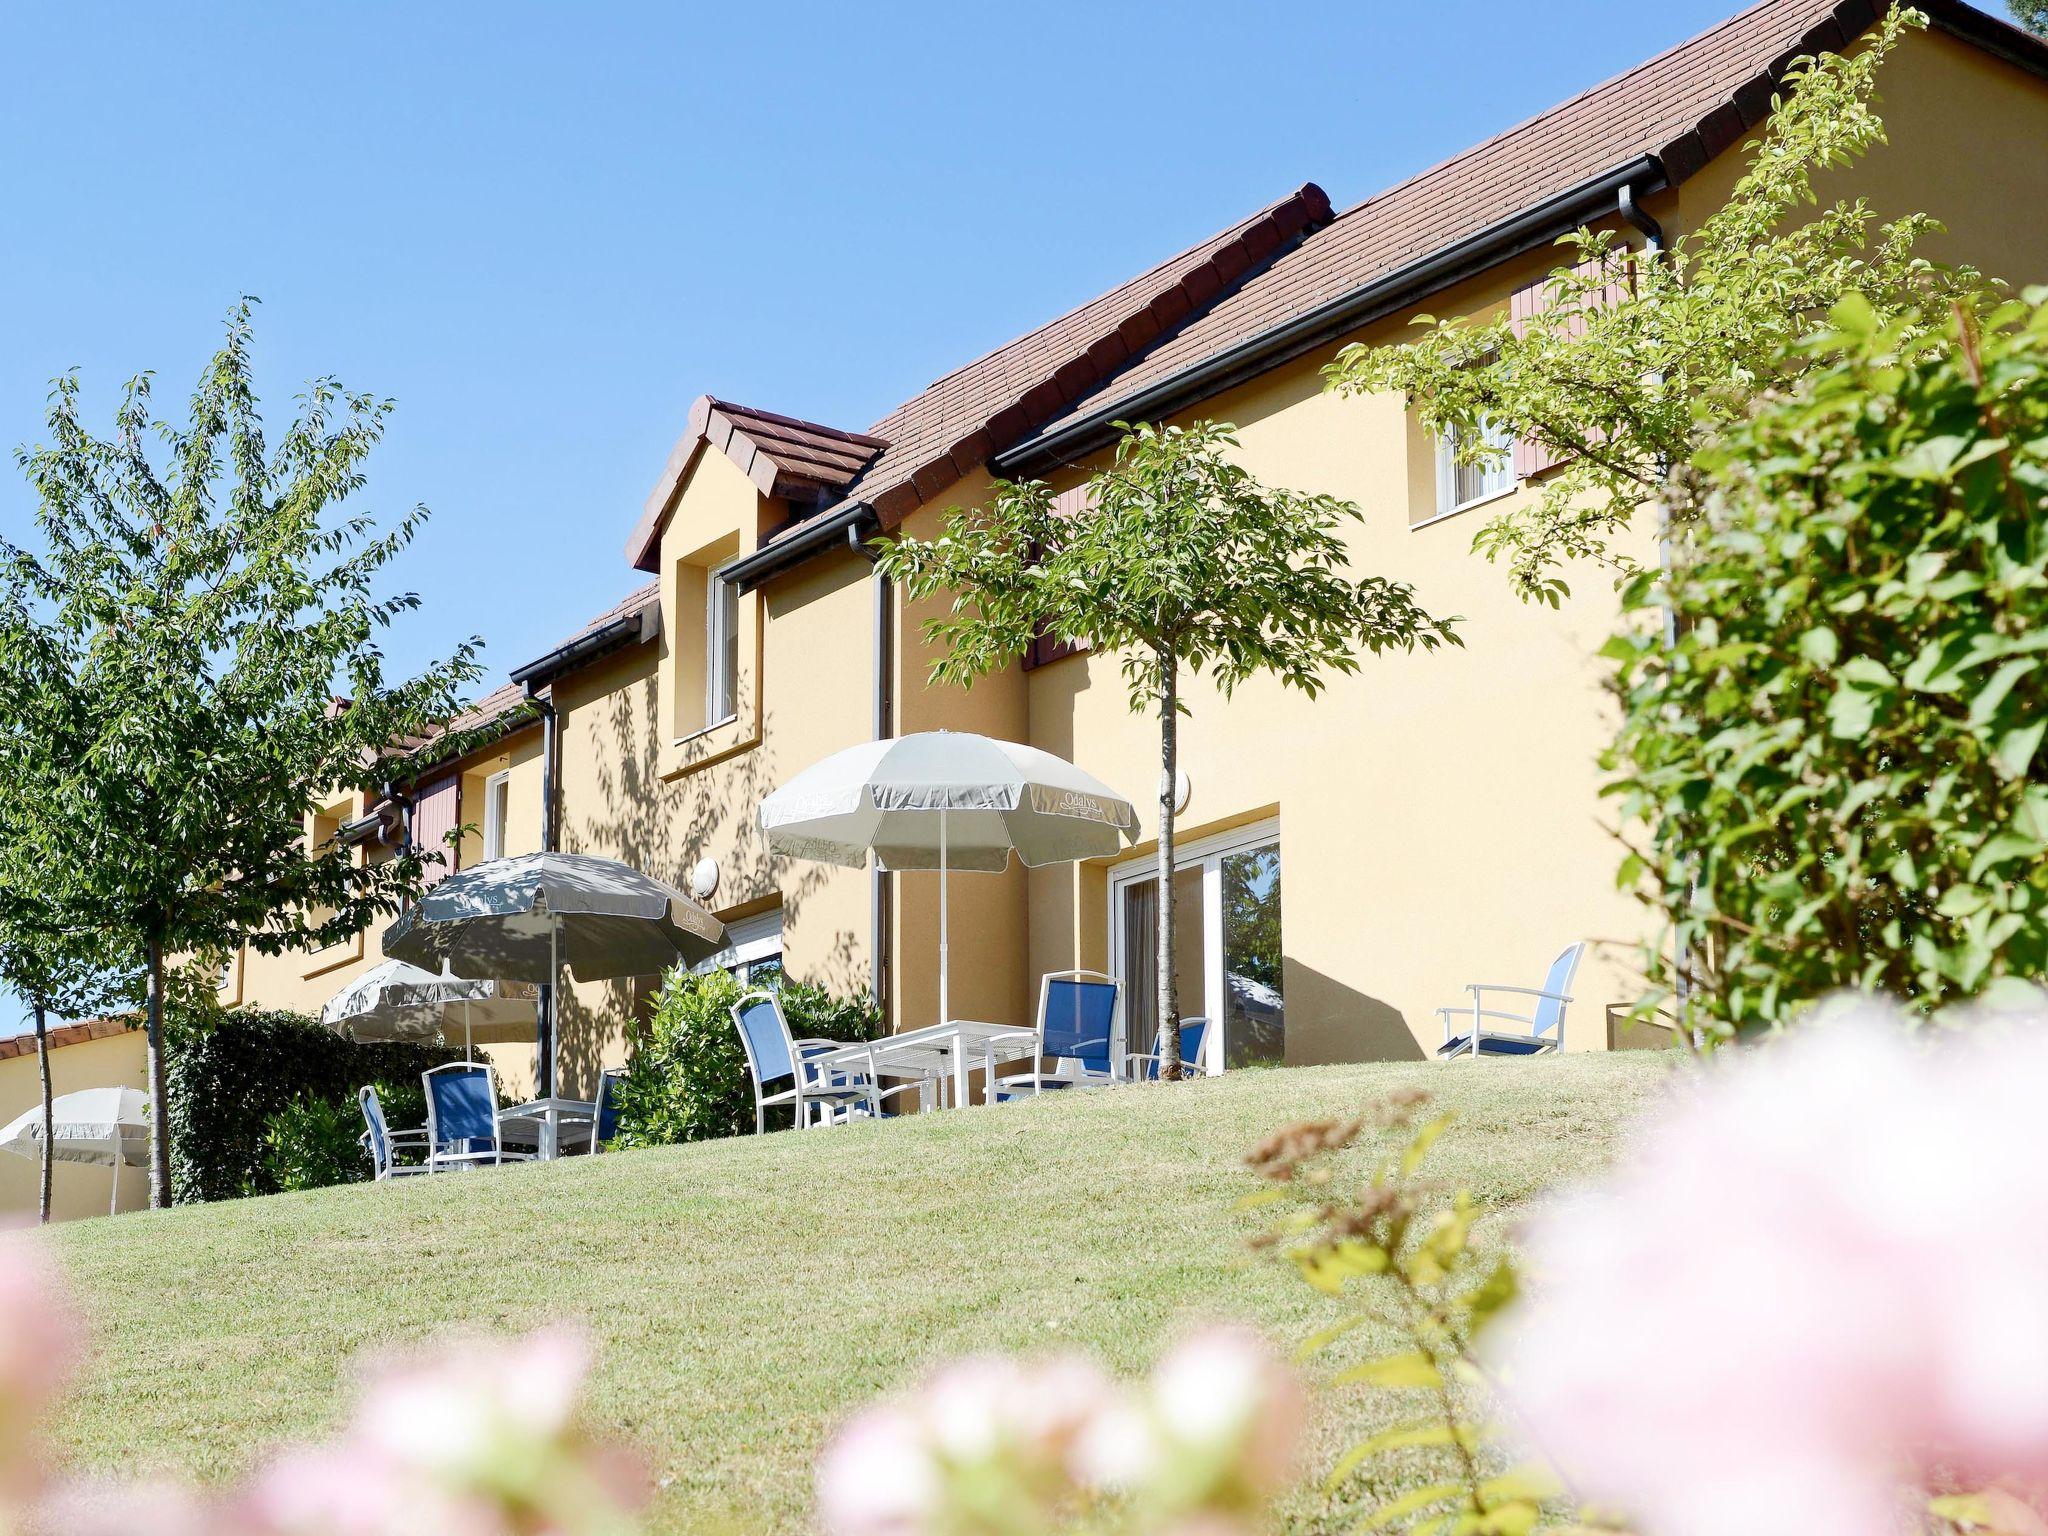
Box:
0, 1231, 81, 1505
1493, 1005, 2048, 1536
1149, 1326, 1304, 1502
817, 1327, 1302, 1536
245, 1327, 640, 1536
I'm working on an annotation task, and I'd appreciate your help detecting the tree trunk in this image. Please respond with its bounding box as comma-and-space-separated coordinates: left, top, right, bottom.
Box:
34, 1004, 52, 1225
144, 938, 170, 1209
1156, 648, 1183, 1080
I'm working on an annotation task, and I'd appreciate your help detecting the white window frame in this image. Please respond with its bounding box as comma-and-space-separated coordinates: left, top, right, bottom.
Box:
705, 559, 740, 729
1430, 420, 1516, 523
482, 770, 511, 862
1105, 818, 1280, 1073
694, 909, 783, 983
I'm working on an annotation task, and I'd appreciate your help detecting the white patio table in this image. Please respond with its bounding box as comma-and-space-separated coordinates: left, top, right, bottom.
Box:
808, 1020, 1041, 1112
501, 1095, 597, 1160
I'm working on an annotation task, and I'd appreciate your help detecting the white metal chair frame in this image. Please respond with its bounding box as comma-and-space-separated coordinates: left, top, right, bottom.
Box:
992, 970, 1122, 1100
358, 1085, 431, 1180
1124, 1016, 1218, 1081
422, 1061, 536, 1170
1437, 943, 1586, 1059
731, 990, 893, 1132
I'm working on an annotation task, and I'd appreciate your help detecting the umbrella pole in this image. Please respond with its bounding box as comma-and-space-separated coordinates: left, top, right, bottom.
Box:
464, 1000, 473, 1063
109, 1131, 119, 1217
549, 918, 561, 1098
939, 808, 949, 1025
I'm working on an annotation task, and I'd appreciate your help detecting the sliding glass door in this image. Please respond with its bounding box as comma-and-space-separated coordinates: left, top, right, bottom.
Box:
1110, 823, 1284, 1070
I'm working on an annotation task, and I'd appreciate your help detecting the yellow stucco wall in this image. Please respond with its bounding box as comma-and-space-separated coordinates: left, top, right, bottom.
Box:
0, 1030, 150, 1223
222, 26, 2048, 1082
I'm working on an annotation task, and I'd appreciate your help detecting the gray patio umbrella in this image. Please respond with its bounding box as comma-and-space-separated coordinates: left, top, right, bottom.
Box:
759, 731, 1139, 1023
0, 1087, 149, 1216
320, 958, 540, 1058
381, 852, 725, 1091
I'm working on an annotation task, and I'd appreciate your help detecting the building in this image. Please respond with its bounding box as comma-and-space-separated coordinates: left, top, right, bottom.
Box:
208, 0, 2048, 1103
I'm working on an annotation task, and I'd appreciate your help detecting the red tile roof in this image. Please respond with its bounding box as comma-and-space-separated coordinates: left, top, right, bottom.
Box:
840, 184, 1334, 531
625, 400, 888, 569
1018, 0, 2047, 453
0, 1015, 135, 1062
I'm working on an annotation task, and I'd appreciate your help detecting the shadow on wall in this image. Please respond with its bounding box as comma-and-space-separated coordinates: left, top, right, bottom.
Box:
1281, 959, 1426, 1065
557, 679, 858, 1092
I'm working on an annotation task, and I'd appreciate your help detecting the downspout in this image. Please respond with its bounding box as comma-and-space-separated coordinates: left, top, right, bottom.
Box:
848, 521, 894, 1022
1619, 180, 1695, 1041
534, 691, 560, 1095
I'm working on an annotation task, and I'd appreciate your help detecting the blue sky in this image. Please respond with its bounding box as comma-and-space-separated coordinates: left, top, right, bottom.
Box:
0, 0, 1890, 689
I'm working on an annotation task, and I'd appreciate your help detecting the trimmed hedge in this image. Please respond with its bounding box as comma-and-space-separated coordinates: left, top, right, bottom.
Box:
166, 1007, 460, 1204
610, 969, 885, 1147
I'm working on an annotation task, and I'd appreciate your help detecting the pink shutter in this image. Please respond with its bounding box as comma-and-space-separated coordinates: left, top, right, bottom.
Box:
1510, 253, 1633, 480
1021, 484, 1095, 672
411, 774, 459, 886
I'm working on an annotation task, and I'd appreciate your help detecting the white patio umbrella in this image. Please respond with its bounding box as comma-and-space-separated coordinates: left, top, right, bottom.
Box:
320, 959, 540, 1059
759, 731, 1139, 1023
0, 1087, 149, 1216
381, 852, 725, 1092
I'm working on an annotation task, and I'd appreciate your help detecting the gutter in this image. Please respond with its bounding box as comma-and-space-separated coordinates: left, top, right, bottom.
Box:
994, 156, 1668, 477
724, 501, 875, 594
510, 606, 657, 691
846, 523, 895, 1020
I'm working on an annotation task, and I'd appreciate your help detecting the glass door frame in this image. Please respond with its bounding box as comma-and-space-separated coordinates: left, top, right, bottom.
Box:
1106, 817, 1280, 1074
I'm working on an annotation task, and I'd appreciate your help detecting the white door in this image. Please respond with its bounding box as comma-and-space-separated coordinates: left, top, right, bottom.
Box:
1108, 821, 1284, 1070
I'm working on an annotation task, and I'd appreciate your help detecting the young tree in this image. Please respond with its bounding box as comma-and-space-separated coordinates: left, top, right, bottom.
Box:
0, 576, 136, 1221
0, 302, 482, 1206
875, 421, 1458, 1076
1325, 7, 1984, 607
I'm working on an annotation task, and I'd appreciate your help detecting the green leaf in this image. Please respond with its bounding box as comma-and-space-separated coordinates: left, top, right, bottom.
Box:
1324, 1423, 1473, 1491
1996, 719, 2047, 781
1362, 1483, 1465, 1530
1333, 1351, 1444, 1390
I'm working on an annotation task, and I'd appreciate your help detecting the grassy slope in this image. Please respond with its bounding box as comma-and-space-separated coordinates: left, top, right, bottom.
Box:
42, 1056, 1671, 1532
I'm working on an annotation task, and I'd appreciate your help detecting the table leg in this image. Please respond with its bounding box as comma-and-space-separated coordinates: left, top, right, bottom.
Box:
952, 1036, 969, 1110
541, 1111, 558, 1162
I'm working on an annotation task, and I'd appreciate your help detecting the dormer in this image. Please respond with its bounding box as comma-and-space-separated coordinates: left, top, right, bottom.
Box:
626, 397, 886, 780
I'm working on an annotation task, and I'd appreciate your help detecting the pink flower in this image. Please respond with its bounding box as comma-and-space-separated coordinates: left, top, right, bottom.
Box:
0, 1231, 82, 1507
246, 1328, 639, 1536
1492, 1004, 2048, 1536
814, 1404, 939, 1536
1148, 1327, 1303, 1499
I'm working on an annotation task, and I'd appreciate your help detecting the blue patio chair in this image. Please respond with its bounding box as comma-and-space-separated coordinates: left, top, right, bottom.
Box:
991, 971, 1120, 1101
1125, 1016, 1215, 1081
730, 990, 881, 1132
358, 1085, 430, 1180
1436, 942, 1586, 1059
422, 1062, 535, 1170
588, 1066, 627, 1154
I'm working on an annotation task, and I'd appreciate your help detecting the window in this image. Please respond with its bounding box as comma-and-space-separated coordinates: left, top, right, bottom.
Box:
706, 561, 740, 727
482, 771, 510, 862
695, 910, 783, 986
1435, 419, 1514, 518
1108, 822, 1284, 1071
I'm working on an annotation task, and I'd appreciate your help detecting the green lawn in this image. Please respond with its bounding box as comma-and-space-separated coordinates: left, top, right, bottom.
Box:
41, 1055, 1671, 1532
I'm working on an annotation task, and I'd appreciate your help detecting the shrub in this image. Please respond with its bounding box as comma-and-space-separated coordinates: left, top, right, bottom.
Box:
255, 1096, 366, 1194
1606, 289, 2048, 1040
165, 1006, 460, 1203
609, 968, 886, 1147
